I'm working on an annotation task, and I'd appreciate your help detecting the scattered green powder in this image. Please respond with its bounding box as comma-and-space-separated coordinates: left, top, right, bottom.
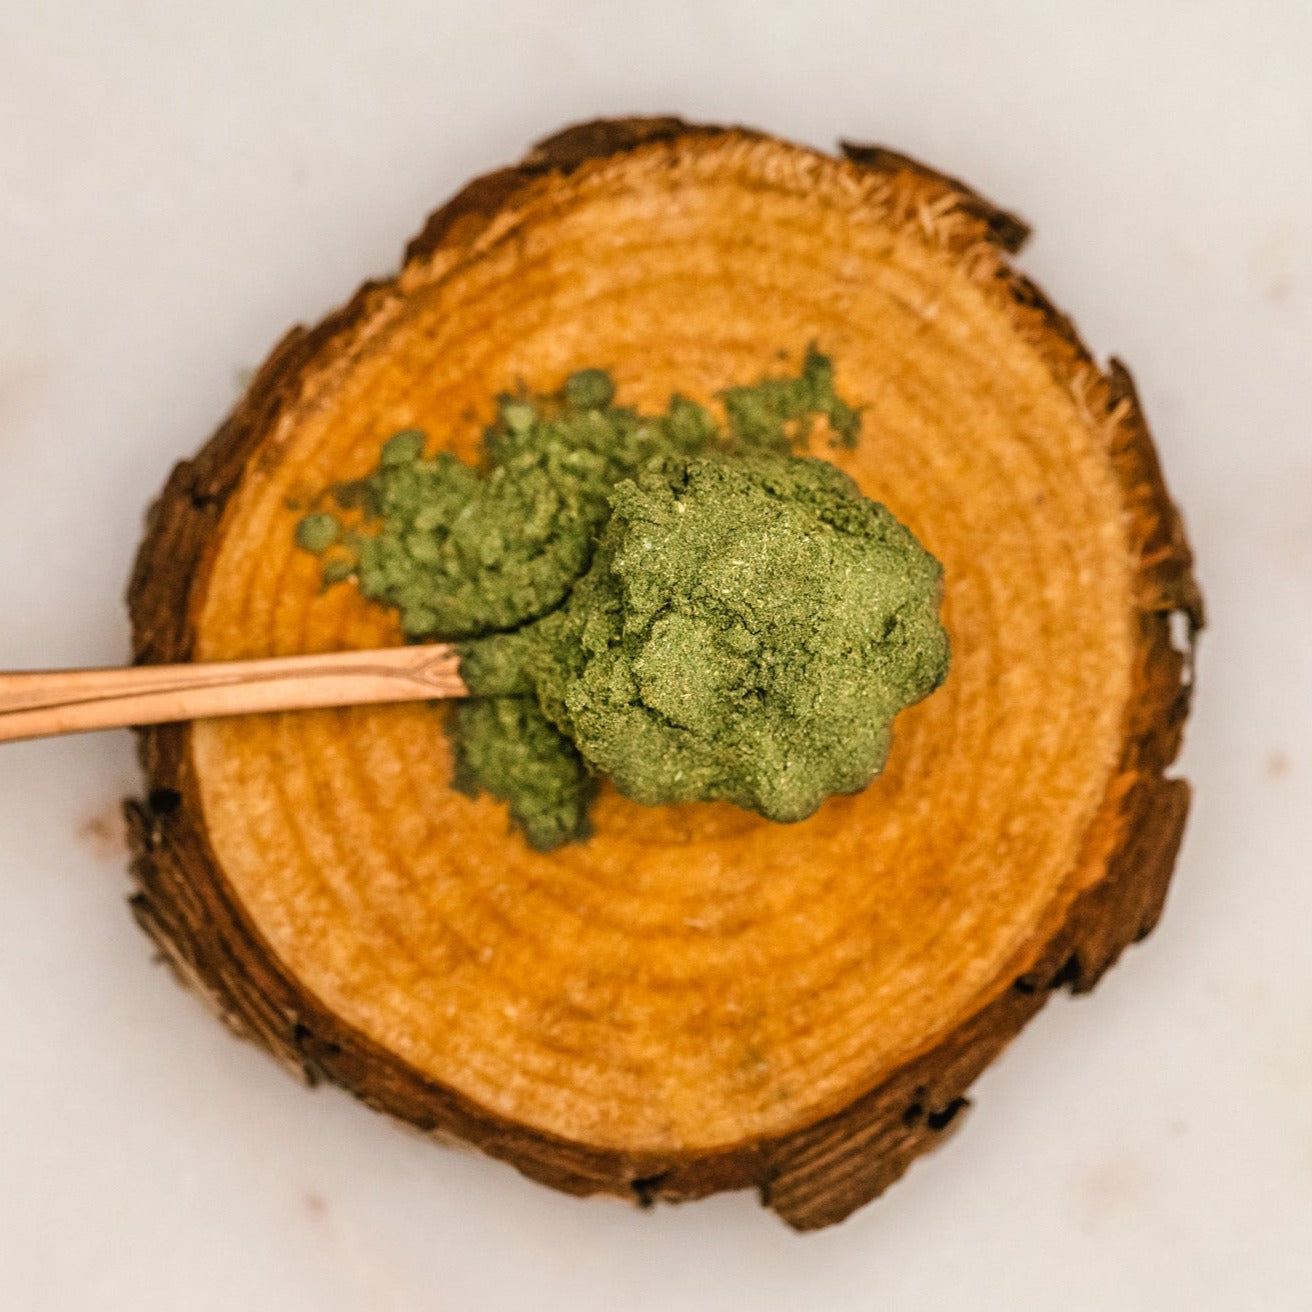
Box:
448, 696, 597, 852
347, 378, 717, 639
720, 348, 861, 451
295, 349, 949, 849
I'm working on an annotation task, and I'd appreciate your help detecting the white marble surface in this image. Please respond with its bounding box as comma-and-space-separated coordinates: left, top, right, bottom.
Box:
1, 2, 1309, 1308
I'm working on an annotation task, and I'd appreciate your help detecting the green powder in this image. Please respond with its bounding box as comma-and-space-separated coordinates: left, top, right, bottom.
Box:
448, 696, 596, 851
345, 379, 717, 638
519, 455, 948, 822
296, 350, 949, 849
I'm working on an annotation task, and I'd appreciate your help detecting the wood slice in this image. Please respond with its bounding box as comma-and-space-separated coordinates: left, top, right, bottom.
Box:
125, 117, 1202, 1230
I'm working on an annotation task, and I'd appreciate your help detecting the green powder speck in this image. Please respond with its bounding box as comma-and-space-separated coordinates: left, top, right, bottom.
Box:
295, 512, 340, 554
295, 351, 949, 849
380, 428, 426, 467
563, 368, 616, 411
320, 556, 356, 586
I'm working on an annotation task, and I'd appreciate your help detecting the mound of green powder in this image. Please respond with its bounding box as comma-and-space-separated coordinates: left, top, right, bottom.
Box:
470, 454, 949, 823
296, 350, 949, 849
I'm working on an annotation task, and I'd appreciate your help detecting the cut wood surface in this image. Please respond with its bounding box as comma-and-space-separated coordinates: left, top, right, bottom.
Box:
126, 117, 1202, 1230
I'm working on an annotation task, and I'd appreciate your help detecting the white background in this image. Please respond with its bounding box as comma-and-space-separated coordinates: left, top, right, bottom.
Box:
1, 2, 1309, 1308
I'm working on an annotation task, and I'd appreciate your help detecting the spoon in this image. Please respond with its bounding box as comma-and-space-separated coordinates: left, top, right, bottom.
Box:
0, 645, 468, 744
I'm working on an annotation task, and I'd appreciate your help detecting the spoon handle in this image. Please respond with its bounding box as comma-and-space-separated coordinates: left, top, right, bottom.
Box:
0, 644, 467, 744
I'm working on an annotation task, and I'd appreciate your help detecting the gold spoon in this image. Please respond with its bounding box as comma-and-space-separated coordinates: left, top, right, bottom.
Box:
0, 645, 468, 744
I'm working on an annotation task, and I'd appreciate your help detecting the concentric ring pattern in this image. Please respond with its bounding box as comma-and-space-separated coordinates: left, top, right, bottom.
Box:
186, 136, 1133, 1154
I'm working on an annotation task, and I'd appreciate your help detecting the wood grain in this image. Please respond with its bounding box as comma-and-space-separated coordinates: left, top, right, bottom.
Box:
124, 118, 1202, 1230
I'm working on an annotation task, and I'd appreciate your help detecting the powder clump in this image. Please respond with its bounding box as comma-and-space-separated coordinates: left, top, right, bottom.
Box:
518, 453, 949, 822
296, 350, 948, 849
